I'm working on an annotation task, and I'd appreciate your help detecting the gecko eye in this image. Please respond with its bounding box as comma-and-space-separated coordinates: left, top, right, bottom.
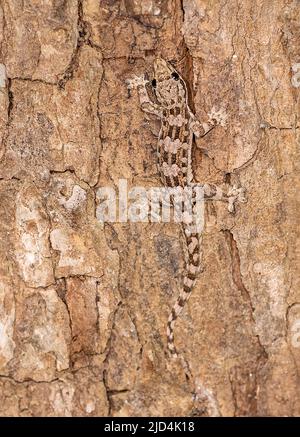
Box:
171, 72, 179, 80
151, 79, 157, 87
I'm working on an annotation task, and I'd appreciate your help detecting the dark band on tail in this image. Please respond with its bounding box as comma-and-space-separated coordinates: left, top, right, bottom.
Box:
167, 227, 202, 356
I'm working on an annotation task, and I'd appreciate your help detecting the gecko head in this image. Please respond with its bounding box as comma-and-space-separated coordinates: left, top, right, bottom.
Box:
151, 58, 187, 107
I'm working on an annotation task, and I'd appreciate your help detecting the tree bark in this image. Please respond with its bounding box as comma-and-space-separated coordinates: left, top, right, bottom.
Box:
0, 0, 299, 416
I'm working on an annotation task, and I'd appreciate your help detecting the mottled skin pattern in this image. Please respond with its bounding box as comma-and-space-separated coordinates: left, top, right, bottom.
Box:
127, 58, 245, 361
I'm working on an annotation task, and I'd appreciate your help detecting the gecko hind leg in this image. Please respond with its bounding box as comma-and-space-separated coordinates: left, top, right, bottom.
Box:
191, 182, 246, 212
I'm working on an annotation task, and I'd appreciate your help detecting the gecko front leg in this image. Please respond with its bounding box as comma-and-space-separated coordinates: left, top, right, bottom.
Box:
126, 75, 163, 117
190, 106, 228, 138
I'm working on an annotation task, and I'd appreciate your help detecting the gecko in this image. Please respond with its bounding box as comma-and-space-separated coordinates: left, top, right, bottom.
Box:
127, 58, 246, 361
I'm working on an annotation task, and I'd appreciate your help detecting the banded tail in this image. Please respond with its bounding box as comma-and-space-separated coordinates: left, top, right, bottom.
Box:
167, 225, 202, 356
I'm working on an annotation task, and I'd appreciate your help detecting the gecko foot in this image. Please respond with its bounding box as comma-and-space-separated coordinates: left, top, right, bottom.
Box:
125, 75, 149, 90
227, 185, 246, 212
208, 106, 228, 127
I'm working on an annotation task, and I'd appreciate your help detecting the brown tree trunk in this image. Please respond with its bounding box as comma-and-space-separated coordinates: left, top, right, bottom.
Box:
0, 0, 299, 416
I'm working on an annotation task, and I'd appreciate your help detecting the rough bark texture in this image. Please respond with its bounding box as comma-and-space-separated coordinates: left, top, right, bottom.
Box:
0, 0, 299, 417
